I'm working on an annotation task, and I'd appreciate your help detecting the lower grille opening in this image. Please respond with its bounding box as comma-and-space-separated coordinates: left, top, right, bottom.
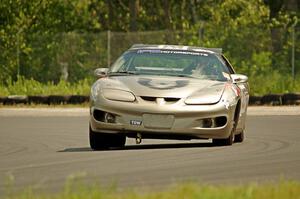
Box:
93, 109, 116, 123
215, 116, 227, 127
93, 110, 105, 122
140, 96, 180, 103
141, 96, 156, 101
198, 116, 227, 128
164, 97, 180, 102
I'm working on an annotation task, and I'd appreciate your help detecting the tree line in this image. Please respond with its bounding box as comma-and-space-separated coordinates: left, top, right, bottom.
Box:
0, 0, 299, 84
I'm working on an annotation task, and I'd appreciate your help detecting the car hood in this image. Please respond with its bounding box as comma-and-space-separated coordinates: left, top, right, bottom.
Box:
97, 75, 227, 104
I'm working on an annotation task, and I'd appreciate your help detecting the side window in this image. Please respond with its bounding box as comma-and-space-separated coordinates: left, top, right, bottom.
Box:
221, 55, 235, 74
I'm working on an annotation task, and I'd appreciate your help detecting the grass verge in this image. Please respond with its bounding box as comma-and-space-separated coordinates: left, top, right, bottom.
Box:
1, 74, 300, 97
0, 76, 92, 96
0, 103, 89, 108
4, 180, 300, 199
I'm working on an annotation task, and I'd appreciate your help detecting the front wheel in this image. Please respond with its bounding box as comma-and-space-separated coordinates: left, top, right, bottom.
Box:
212, 120, 235, 146
89, 125, 126, 150
212, 131, 234, 146
234, 131, 244, 143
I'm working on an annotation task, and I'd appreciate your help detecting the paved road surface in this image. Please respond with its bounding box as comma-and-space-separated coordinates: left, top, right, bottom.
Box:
0, 107, 300, 193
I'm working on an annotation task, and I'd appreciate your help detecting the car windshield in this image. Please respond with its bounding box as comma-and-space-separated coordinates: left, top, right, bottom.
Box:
109, 49, 231, 81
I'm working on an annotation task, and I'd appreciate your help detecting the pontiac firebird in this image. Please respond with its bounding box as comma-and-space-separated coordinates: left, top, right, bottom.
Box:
89, 44, 249, 150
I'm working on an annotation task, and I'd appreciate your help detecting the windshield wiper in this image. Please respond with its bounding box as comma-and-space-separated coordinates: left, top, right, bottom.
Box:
165, 74, 195, 78
108, 71, 138, 76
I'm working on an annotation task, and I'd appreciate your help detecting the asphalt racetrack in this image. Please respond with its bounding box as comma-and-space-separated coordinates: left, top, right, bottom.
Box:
0, 107, 300, 193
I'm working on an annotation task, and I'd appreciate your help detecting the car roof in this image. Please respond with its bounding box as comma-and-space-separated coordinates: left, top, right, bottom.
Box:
129, 44, 222, 54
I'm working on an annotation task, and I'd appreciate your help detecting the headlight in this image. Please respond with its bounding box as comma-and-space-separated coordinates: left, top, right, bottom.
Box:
102, 89, 135, 102
184, 84, 225, 105
90, 83, 101, 102
185, 93, 222, 105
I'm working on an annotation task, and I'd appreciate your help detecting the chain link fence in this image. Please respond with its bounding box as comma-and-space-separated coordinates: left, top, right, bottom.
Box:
2, 26, 299, 84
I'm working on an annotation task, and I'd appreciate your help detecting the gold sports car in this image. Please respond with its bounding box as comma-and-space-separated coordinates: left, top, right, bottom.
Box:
89, 44, 249, 150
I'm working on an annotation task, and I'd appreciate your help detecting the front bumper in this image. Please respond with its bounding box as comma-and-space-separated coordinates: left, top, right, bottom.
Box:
90, 98, 236, 139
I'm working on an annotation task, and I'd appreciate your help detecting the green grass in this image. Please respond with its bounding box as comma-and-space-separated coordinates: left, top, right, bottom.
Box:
0, 76, 92, 96
0, 73, 300, 97
0, 103, 89, 108
4, 180, 300, 199
249, 72, 300, 96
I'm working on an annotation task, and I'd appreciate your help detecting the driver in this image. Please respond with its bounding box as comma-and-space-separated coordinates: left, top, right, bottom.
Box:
183, 58, 210, 76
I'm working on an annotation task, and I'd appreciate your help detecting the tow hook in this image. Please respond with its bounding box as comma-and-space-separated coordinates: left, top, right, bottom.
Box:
136, 133, 142, 144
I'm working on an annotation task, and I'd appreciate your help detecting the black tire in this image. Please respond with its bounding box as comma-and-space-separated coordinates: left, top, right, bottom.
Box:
212, 130, 234, 146
213, 103, 241, 146
234, 131, 244, 143
89, 126, 126, 150
212, 118, 236, 146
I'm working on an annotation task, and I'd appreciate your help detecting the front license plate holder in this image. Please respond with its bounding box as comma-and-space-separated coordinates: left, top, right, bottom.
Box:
142, 114, 174, 129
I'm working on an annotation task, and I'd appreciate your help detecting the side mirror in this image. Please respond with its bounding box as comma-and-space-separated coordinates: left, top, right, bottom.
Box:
231, 74, 248, 83
94, 68, 108, 78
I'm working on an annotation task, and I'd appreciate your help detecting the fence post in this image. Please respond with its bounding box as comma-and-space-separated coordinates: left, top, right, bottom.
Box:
17, 32, 20, 77
292, 25, 295, 80
198, 21, 204, 46
107, 30, 111, 67
291, 18, 298, 80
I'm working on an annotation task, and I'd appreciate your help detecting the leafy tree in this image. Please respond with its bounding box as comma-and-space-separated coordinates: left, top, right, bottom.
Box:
0, 0, 299, 91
